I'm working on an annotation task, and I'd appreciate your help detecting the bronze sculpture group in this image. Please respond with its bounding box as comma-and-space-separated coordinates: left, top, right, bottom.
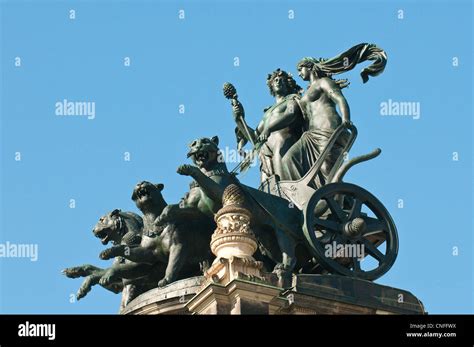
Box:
64, 43, 399, 309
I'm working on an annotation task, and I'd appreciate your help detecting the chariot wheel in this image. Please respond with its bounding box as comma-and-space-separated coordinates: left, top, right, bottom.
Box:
303, 182, 398, 281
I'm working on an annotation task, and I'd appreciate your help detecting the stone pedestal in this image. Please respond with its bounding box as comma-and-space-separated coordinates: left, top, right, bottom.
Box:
121, 276, 204, 315
185, 274, 425, 315
186, 279, 282, 314
123, 274, 425, 315
270, 274, 425, 314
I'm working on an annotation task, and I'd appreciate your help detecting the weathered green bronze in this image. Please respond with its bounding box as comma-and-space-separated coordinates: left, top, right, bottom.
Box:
64, 43, 399, 306
226, 70, 303, 182
62, 209, 151, 309
97, 181, 215, 288
219, 43, 394, 282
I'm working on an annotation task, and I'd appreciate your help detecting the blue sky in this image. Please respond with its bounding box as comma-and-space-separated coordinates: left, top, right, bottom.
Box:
0, 0, 472, 314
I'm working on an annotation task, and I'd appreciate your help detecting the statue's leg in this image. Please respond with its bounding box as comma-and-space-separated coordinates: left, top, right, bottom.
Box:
272, 151, 284, 181
280, 140, 306, 181
321, 161, 331, 181
259, 149, 274, 179
189, 171, 226, 203
122, 245, 159, 265
77, 272, 124, 300
273, 229, 296, 288
159, 244, 185, 287
113, 262, 153, 279
123, 284, 140, 307
320, 136, 346, 181
63, 264, 102, 278
120, 284, 131, 311
99, 262, 154, 287
77, 274, 100, 300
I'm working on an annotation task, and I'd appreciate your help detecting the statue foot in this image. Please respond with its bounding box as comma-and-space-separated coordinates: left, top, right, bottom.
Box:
157, 277, 170, 287
272, 263, 293, 289
99, 269, 116, 286
76, 276, 94, 300
62, 265, 94, 278
177, 164, 198, 176
199, 260, 210, 273
99, 245, 124, 260
272, 263, 286, 272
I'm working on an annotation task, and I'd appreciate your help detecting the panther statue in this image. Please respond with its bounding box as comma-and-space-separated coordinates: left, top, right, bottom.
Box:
98, 180, 215, 288
62, 209, 150, 310
176, 136, 306, 287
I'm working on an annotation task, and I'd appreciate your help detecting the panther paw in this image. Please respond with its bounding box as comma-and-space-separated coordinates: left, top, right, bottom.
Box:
177, 164, 196, 176
157, 277, 170, 287
99, 270, 115, 286
99, 246, 122, 260
62, 266, 87, 278
76, 276, 93, 300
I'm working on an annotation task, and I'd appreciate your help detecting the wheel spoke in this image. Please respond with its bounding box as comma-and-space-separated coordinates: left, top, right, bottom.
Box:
314, 227, 341, 243
352, 256, 362, 274
304, 183, 397, 281
362, 217, 386, 236
325, 197, 346, 222
362, 239, 385, 264
348, 198, 363, 219
313, 218, 341, 232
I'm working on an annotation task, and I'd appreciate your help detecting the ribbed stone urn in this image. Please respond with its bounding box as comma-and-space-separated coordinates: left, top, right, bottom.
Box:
204, 184, 264, 285
210, 185, 257, 260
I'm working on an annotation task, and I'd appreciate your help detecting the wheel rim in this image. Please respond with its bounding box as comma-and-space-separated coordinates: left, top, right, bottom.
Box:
303, 183, 398, 281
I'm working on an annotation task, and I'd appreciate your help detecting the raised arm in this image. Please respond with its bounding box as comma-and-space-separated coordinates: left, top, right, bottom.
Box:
320, 78, 351, 124
232, 101, 257, 144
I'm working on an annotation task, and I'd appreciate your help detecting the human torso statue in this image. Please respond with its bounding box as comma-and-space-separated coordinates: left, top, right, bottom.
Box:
300, 78, 344, 131
281, 66, 351, 186
256, 93, 302, 181
232, 69, 303, 183
230, 45, 387, 187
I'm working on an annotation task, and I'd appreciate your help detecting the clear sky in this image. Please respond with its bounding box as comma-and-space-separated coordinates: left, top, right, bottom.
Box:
0, 0, 472, 314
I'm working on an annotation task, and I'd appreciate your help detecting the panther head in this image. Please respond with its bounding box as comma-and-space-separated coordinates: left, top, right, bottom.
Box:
187, 136, 220, 170
131, 181, 166, 213
93, 209, 127, 245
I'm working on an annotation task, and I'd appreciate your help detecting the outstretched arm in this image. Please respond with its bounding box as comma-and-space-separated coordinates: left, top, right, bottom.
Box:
320, 78, 351, 124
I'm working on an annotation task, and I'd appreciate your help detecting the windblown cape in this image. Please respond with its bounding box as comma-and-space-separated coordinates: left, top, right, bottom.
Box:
311, 43, 387, 83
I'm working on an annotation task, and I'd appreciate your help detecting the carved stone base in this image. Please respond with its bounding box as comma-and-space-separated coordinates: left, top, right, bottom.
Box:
203, 256, 266, 286
270, 274, 426, 314
121, 276, 204, 315
186, 278, 282, 314
123, 274, 425, 315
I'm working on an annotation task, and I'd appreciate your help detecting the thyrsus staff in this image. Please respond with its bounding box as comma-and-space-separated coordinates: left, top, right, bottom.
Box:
223, 82, 257, 150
